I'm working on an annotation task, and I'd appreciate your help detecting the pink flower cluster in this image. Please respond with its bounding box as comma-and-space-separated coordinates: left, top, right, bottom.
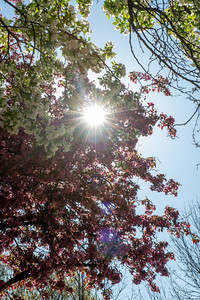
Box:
129, 71, 171, 96
6, 0, 22, 3
158, 113, 176, 137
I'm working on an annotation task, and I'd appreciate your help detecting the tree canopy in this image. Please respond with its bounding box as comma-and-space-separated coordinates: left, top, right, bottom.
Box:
103, 0, 200, 88
0, 0, 198, 299
103, 0, 200, 145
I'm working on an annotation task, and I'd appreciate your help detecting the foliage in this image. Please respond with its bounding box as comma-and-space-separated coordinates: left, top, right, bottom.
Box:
0, 0, 119, 156
1, 100, 191, 299
1, 1, 200, 147
0, 264, 98, 299
0, 1, 198, 299
103, 0, 200, 91
103, 0, 200, 145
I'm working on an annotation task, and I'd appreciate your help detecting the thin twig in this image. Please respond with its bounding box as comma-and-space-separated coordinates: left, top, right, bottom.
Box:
174, 104, 200, 126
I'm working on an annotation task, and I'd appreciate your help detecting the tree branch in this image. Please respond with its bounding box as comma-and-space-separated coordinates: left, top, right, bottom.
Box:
174, 104, 200, 127
0, 269, 30, 293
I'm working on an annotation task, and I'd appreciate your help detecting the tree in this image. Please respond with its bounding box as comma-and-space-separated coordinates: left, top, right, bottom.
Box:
102, 0, 200, 145
1, 97, 189, 299
1, 0, 200, 147
134, 200, 200, 300
0, 0, 198, 299
169, 202, 200, 300
0, 263, 99, 299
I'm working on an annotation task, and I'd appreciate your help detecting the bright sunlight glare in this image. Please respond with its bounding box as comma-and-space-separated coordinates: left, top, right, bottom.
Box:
84, 105, 106, 126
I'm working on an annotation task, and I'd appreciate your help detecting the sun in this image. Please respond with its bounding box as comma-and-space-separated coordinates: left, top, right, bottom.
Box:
83, 105, 106, 126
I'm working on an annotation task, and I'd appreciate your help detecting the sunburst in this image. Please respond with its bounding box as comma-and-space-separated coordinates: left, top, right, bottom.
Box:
83, 105, 106, 127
